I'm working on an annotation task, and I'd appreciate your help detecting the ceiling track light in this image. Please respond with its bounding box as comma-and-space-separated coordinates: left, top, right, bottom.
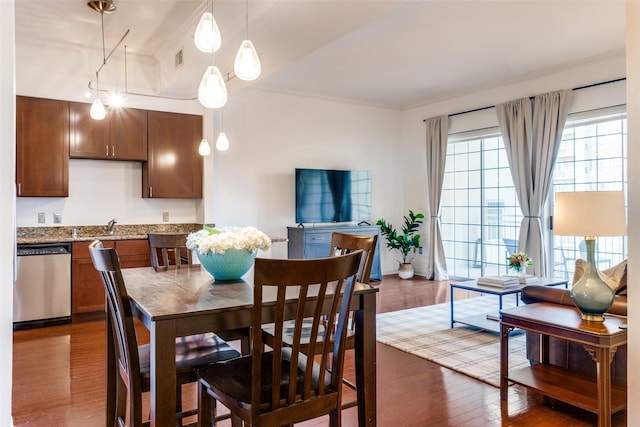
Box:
86, 0, 130, 119
87, 0, 116, 14
234, 0, 261, 81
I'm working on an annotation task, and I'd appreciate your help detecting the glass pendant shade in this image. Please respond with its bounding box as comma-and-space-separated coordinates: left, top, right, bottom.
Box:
234, 40, 261, 81
198, 138, 212, 156
198, 66, 227, 108
194, 12, 221, 53
570, 238, 614, 321
90, 98, 106, 120
216, 132, 229, 151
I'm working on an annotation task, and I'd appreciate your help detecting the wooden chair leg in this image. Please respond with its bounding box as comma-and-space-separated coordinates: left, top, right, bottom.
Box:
198, 383, 212, 427
231, 414, 243, 427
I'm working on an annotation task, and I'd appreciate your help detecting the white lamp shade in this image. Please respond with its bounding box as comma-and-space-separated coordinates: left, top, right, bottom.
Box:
198, 66, 227, 108
216, 132, 229, 151
194, 12, 221, 53
90, 98, 106, 120
198, 138, 211, 156
554, 191, 627, 237
234, 40, 261, 81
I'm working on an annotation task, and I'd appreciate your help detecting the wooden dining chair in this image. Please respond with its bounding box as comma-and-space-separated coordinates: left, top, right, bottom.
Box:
196, 250, 363, 427
261, 232, 377, 408
88, 240, 241, 427
148, 232, 193, 271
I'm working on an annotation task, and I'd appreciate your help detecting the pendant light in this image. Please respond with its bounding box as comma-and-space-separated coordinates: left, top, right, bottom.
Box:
234, 0, 261, 81
216, 109, 229, 151
198, 65, 227, 108
198, 138, 212, 156
194, 0, 221, 53
90, 72, 106, 120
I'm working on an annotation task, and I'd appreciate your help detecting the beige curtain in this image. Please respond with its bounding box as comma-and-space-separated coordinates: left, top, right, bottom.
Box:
496, 89, 573, 276
425, 116, 449, 280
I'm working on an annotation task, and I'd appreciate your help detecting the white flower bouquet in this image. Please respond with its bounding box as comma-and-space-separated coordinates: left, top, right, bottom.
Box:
186, 225, 272, 255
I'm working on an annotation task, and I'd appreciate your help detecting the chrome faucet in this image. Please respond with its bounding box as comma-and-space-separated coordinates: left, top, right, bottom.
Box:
106, 219, 118, 235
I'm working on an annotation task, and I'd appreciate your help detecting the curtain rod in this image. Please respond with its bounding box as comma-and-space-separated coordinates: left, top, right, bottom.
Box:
423, 77, 627, 122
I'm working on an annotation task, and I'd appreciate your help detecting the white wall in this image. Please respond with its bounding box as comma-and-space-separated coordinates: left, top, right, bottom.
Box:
1, 1, 15, 424
625, 1, 639, 423
213, 88, 401, 262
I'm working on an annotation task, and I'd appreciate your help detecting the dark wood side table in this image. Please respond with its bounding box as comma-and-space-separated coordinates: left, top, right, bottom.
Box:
500, 303, 627, 427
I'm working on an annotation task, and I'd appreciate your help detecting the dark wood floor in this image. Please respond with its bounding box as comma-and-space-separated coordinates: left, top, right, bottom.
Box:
12, 275, 626, 426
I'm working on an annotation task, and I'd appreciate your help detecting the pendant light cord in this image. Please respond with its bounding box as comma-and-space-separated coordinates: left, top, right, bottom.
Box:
245, 0, 249, 38
101, 10, 106, 64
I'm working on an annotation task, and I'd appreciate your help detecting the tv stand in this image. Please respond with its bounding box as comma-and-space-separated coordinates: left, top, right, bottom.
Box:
287, 224, 382, 281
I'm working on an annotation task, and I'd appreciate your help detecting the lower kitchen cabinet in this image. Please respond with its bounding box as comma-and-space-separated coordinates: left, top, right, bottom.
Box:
71, 239, 150, 317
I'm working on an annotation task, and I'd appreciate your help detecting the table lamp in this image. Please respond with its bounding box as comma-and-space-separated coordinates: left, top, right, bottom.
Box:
553, 191, 626, 321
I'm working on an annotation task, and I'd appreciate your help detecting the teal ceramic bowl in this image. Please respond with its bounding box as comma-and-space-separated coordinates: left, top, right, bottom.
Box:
197, 248, 256, 281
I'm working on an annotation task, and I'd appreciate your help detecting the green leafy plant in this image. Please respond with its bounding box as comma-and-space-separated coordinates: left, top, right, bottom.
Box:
376, 210, 425, 264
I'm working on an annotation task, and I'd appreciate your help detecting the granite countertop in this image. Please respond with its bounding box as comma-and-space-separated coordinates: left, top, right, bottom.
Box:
16, 223, 207, 244
16, 223, 288, 245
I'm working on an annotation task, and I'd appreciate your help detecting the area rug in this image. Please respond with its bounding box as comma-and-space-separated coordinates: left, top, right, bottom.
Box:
376, 295, 528, 387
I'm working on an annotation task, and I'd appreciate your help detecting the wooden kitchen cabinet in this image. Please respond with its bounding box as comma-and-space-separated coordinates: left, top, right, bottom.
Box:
69, 102, 148, 161
71, 239, 150, 317
16, 96, 69, 197
143, 111, 203, 198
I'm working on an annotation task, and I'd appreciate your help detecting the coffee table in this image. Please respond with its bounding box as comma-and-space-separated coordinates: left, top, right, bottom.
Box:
449, 277, 568, 333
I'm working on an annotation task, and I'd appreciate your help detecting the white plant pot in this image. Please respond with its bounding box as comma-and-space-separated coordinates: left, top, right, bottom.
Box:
398, 263, 414, 279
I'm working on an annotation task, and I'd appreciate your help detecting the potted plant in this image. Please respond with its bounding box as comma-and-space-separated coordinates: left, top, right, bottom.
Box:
376, 210, 425, 279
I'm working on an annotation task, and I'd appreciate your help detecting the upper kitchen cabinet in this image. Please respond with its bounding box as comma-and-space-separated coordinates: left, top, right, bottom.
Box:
69, 102, 148, 161
16, 96, 69, 197
143, 111, 203, 199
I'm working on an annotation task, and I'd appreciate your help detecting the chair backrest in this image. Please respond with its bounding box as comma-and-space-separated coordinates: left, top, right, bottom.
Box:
502, 238, 518, 255
88, 240, 145, 426
329, 232, 377, 284
148, 232, 192, 271
251, 251, 363, 423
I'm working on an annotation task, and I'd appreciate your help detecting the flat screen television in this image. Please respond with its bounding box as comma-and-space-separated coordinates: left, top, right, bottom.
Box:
295, 168, 372, 224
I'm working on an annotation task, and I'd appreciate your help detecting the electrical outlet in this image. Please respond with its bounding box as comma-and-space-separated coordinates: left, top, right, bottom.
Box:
37, 212, 46, 224
162, 211, 170, 222
53, 212, 62, 224
418, 246, 423, 255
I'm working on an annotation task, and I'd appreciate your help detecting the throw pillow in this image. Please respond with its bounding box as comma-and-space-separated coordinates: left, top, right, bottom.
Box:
573, 259, 627, 294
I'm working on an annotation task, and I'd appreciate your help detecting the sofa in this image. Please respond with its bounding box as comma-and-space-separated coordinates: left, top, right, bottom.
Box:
519, 259, 627, 385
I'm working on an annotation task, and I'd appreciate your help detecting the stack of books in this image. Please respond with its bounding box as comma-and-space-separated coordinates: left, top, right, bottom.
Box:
505, 274, 540, 284
476, 276, 520, 287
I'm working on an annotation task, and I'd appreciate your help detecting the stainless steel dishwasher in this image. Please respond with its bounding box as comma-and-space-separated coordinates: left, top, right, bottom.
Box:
14, 243, 72, 329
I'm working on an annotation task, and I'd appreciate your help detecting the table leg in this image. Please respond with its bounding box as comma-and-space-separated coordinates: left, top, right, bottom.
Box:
354, 292, 377, 427
596, 346, 613, 427
450, 286, 454, 328
150, 319, 177, 427
500, 323, 511, 401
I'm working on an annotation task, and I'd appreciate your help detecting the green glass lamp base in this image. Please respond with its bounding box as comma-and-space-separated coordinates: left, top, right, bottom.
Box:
570, 238, 614, 322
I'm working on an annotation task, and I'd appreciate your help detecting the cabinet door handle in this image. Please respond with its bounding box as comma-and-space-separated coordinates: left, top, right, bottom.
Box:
105, 145, 109, 156
111, 145, 115, 157
149, 186, 153, 198
17, 183, 21, 196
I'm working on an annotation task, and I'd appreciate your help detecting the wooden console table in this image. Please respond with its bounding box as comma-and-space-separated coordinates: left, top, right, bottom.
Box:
500, 303, 626, 427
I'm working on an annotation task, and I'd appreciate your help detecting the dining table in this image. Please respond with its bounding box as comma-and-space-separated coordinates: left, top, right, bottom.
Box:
107, 264, 379, 427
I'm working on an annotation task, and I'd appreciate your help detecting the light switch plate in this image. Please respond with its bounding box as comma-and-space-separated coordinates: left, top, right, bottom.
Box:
162, 212, 169, 222
37, 212, 46, 224
53, 212, 62, 224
